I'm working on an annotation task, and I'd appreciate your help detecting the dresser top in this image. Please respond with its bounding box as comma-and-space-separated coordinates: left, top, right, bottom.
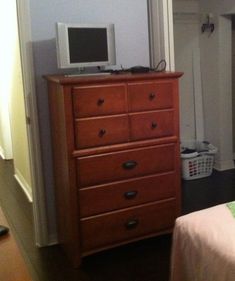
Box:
44, 71, 183, 85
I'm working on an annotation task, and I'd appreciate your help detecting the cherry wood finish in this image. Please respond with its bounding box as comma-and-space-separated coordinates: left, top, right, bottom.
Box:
129, 110, 174, 140
45, 71, 183, 267
79, 172, 176, 217
73, 84, 127, 118
128, 81, 174, 112
81, 199, 176, 253
75, 114, 129, 148
77, 144, 175, 187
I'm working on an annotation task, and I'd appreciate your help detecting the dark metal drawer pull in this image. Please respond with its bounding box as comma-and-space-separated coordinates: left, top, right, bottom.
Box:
97, 98, 105, 106
98, 129, 106, 137
122, 160, 138, 170
149, 92, 156, 100
124, 191, 138, 200
151, 122, 157, 129
125, 219, 139, 230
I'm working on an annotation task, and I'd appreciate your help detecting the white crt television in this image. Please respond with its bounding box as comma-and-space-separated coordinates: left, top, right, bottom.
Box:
56, 22, 116, 69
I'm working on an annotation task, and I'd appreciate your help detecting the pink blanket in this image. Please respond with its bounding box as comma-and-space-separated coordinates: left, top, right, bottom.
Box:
170, 204, 235, 281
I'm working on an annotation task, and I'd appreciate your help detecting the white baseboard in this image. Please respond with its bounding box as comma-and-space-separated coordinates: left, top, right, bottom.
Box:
214, 159, 235, 171
36, 233, 58, 247
0, 145, 13, 160
0, 146, 5, 159
14, 169, 33, 202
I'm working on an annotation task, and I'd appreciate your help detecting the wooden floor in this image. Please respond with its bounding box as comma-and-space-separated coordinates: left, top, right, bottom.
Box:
0, 205, 32, 281
0, 157, 235, 281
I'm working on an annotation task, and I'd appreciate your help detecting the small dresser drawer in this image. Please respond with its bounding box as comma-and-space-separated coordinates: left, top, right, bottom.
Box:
75, 115, 129, 149
73, 84, 127, 118
81, 199, 176, 252
77, 144, 175, 187
79, 172, 176, 217
130, 110, 174, 141
128, 81, 173, 112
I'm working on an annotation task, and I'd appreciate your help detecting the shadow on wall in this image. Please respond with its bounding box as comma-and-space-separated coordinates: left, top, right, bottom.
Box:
31, 37, 118, 234
32, 38, 62, 234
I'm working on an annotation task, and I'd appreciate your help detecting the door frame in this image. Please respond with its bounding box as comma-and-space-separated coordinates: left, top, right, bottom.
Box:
16, 0, 51, 246
147, 0, 175, 71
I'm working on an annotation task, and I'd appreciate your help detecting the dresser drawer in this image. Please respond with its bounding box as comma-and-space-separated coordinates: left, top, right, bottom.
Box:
75, 115, 129, 149
81, 199, 176, 252
77, 144, 176, 187
73, 84, 127, 118
128, 81, 173, 112
130, 110, 174, 141
79, 172, 176, 217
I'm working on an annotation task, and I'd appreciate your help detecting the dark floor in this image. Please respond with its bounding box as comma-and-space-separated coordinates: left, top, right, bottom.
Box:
1, 157, 235, 281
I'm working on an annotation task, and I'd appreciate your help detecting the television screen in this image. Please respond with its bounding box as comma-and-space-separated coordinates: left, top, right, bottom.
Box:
68, 27, 108, 63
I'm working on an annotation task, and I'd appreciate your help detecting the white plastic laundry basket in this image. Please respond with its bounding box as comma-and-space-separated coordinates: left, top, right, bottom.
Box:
181, 141, 217, 180
182, 154, 214, 180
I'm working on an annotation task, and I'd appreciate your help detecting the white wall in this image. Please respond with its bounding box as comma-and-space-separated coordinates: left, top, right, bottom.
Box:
29, 0, 149, 68
28, 0, 150, 239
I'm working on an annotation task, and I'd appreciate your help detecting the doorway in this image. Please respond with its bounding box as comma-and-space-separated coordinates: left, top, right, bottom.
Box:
172, 1, 234, 171
0, 0, 52, 247
0, 1, 32, 199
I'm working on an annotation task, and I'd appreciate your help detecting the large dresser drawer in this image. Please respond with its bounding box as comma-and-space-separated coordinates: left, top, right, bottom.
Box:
128, 81, 174, 112
77, 144, 176, 187
81, 199, 176, 252
73, 84, 127, 118
75, 115, 129, 149
79, 172, 176, 217
129, 110, 174, 141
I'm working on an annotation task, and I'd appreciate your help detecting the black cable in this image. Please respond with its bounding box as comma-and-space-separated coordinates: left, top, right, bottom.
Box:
97, 59, 167, 74
151, 59, 167, 72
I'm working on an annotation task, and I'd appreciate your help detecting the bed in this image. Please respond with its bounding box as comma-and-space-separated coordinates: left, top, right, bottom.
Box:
170, 203, 235, 281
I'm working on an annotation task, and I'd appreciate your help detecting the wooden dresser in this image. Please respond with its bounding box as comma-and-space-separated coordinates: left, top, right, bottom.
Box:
45, 71, 183, 267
